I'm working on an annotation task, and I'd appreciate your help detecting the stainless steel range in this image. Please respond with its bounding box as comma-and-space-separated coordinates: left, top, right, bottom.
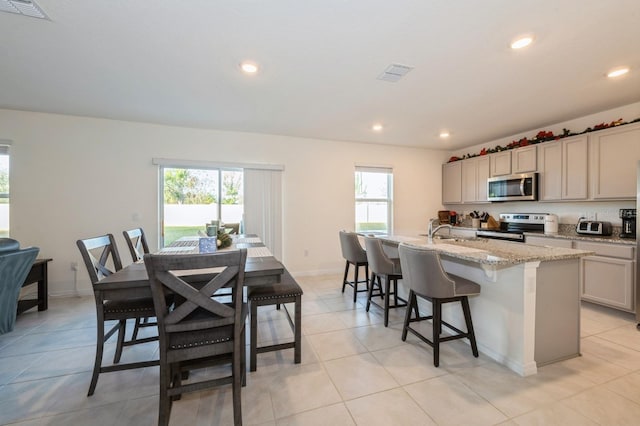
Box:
476, 213, 547, 242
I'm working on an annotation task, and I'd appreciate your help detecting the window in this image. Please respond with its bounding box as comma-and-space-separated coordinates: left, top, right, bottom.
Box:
0, 145, 8, 237
160, 166, 243, 246
355, 166, 393, 234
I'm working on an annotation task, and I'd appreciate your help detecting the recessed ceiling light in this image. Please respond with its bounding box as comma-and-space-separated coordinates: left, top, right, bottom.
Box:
510, 36, 534, 50
372, 123, 384, 132
439, 131, 450, 139
607, 67, 630, 78
240, 61, 259, 74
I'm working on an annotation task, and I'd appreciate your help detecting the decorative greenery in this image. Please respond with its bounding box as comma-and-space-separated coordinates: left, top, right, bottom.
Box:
448, 117, 640, 163
217, 228, 233, 248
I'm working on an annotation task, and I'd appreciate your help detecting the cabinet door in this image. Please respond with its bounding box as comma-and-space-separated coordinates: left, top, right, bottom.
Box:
562, 136, 588, 200
512, 145, 537, 173
490, 151, 512, 176
590, 123, 640, 200
580, 256, 635, 311
476, 156, 490, 202
442, 161, 462, 204
461, 159, 477, 202
538, 142, 563, 201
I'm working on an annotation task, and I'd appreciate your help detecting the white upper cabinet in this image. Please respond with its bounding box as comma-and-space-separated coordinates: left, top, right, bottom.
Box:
442, 161, 462, 204
512, 145, 537, 173
538, 135, 588, 201
461, 156, 490, 203
590, 122, 640, 200
490, 151, 511, 176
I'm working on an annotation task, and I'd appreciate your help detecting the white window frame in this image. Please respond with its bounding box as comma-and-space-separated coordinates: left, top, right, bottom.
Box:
355, 165, 393, 235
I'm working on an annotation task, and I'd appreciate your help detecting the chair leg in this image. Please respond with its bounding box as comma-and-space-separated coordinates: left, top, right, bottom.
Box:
250, 302, 258, 372
113, 319, 126, 364
88, 316, 105, 396
461, 297, 479, 358
353, 264, 359, 303
132, 317, 141, 341
365, 264, 370, 290
232, 332, 243, 426
341, 261, 350, 293
158, 362, 172, 426
433, 300, 442, 367
402, 291, 415, 341
294, 296, 302, 364
383, 276, 391, 327
241, 326, 247, 386
366, 273, 376, 312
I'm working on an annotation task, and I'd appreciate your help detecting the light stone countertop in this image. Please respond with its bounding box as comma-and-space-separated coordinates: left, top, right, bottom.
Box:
378, 235, 593, 266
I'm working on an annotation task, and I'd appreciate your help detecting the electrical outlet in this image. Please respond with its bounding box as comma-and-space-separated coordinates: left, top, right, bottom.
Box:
586, 212, 597, 220
304, 249, 309, 257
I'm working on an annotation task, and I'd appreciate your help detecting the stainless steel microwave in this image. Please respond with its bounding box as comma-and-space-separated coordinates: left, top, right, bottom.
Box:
487, 173, 538, 201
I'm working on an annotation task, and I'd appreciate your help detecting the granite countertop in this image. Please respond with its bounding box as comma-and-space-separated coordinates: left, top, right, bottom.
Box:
378, 235, 593, 266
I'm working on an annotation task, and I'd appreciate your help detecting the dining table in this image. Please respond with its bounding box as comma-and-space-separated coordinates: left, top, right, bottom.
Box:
98, 234, 285, 300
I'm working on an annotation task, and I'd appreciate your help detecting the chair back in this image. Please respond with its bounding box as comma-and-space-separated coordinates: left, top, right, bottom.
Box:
123, 228, 149, 262
398, 243, 455, 299
339, 231, 367, 263
144, 249, 247, 360
364, 237, 396, 276
0, 238, 39, 334
76, 234, 123, 285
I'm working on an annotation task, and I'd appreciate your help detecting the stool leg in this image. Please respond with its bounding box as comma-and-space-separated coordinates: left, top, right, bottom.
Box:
353, 264, 359, 303
342, 261, 350, 293
383, 276, 390, 327
402, 291, 415, 341
294, 296, 302, 364
433, 300, 441, 367
250, 302, 258, 372
461, 296, 479, 358
366, 273, 376, 312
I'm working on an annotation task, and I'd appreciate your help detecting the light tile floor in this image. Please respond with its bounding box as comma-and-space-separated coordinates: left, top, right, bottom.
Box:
2, 273, 640, 425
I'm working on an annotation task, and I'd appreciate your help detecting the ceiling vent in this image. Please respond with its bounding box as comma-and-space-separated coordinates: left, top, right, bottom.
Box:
0, 0, 48, 20
377, 63, 414, 82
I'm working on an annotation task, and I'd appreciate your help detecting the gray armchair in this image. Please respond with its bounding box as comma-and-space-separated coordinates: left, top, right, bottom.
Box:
0, 238, 39, 334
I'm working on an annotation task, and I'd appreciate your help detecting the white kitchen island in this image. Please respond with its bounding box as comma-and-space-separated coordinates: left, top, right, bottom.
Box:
378, 235, 593, 376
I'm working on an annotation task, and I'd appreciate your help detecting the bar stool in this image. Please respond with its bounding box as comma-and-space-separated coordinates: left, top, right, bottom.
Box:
339, 231, 370, 303
398, 243, 480, 367
247, 271, 303, 371
364, 237, 407, 327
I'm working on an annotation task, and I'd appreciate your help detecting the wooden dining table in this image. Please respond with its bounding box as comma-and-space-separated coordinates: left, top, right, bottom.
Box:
98, 235, 285, 300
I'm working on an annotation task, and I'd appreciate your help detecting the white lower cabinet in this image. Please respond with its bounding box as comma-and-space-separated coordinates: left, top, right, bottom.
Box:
526, 236, 635, 312
575, 241, 635, 312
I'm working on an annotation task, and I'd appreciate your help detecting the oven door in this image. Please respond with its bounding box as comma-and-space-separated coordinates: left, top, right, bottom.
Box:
487, 173, 537, 201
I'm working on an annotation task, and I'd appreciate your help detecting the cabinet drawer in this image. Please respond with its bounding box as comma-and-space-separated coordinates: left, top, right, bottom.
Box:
574, 241, 635, 259
525, 236, 573, 248
580, 256, 635, 311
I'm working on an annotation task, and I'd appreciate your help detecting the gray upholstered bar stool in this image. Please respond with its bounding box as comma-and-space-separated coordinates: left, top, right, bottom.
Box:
364, 237, 407, 327
398, 243, 480, 367
339, 231, 370, 303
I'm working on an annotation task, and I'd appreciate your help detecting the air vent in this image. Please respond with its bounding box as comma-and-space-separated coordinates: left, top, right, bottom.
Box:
377, 63, 414, 82
0, 0, 48, 20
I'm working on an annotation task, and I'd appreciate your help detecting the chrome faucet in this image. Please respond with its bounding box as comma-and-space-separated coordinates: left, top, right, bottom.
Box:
428, 218, 452, 243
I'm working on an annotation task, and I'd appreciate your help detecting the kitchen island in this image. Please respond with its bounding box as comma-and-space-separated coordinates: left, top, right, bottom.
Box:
378, 235, 593, 376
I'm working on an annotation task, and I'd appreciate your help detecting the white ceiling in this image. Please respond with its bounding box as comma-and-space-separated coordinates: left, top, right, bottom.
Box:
1, 0, 639, 150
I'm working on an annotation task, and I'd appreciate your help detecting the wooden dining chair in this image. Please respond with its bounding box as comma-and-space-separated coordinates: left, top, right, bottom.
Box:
122, 227, 155, 339
77, 234, 159, 396
144, 249, 248, 426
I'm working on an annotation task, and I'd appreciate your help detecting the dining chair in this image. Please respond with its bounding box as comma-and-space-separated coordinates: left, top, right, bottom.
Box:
398, 243, 480, 367
363, 237, 407, 327
338, 231, 370, 302
0, 238, 39, 334
144, 249, 248, 426
122, 228, 156, 339
76, 234, 159, 396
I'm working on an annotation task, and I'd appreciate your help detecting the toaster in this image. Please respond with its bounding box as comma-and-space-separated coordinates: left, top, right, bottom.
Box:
576, 220, 613, 236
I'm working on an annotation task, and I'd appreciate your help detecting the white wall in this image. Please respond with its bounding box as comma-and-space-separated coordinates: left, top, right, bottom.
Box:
446, 101, 640, 225
1, 109, 448, 296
